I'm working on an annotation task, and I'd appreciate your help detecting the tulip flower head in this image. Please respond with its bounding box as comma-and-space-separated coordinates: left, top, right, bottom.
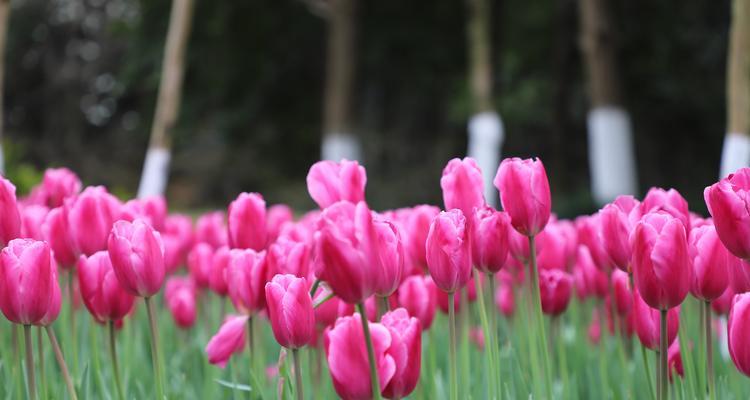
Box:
440, 157, 486, 218
228, 192, 268, 251
494, 157, 551, 236
426, 209, 472, 294
265, 274, 315, 348
705, 168, 750, 259
689, 224, 730, 301
77, 251, 136, 323
471, 207, 511, 274
107, 219, 166, 298
165, 276, 198, 329
0, 177, 22, 246
307, 159, 367, 209
205, 315, 249, 368
0, 239, 56, 325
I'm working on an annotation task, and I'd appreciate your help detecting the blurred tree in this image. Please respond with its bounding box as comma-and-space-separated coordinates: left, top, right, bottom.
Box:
0, 0, 9, 174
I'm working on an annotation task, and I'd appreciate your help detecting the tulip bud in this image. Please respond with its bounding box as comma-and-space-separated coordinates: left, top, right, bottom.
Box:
42, 206, 77, 268
712, 286, 734, 315
165, 276, 197, 329
539, 269, 573, 316
728, 292, 750, 376
267, 236, 311, 279
20, 205, 49, 241
536, 221, 569, 271
397, 275, 437, 330
471, 207, 511, 274
306, 159, 367, 209
730, 258, 750, 293
0, 177, 21, 245
493, 157, 551, 236
381, 308, 422, 399
639, 187, 690, 230
0, 239, 56, 325
574, 245, 608, 300
39, 168, 82, 208
205, 315, 248, 368
705, 169, 750, 260
228, 192, 268, 251
107, 219, 166, 297
600, 196, 639, 271
426, 209, 472, 293
265, 274, 315, 348
227, 248, 268, 315
187, 242, 213, 288
195, 211, 227, 249
77, 251, 136, 323
611, 269, 632, 316
668, 340, 684, 382
403, 205, 440, 272
266, 204, 293, 244
209, 246, 231, 296
121, 196, 167, 231
440, 157, 486, 218
68, 186, 122, 256
632, 289, 680, 350
689, 224, 730, 301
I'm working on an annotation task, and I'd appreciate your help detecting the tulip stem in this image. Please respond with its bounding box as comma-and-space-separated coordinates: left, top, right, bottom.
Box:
474, 270, 497, 399
356, 302, 383, 400
528, 235, 553, 399
488, 273, 503, 395
659, 309, 668, 400
109, 321, 125, 400
23, 325, 36, 400
309, 279, 321, 297
45, 325, 78, 400
379, 296, 390, 319
704, 301, 715, 400
641, 344, 656, 400
68, 271, 79, 376
447, 293, 458, 400
145, 296, 165, 400
292, 348, 304, 400
313, 293, 335, 309
37, 327, 46, 400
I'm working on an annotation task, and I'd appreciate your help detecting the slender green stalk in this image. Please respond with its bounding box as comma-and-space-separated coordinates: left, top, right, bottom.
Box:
356, 303, 383, 400
488, 273, 503, 396
246, 317, 255, 398
109, 321, 125, 400
145, 296, 165, 400
24, 325, 36, 400
309, 279, 321, 297
459, 288, 470, 392
655, 350, 661, 400
448, 293, 458, 400
379, 296, 390, 317
37, 327, 46, 400
474, 270, 496, 399
313, 293, 335, 308
68, 271, 79, 376
13, 324, 22, 399
292, 348, 304, 400
659, 309, 668, 400
45, 325, 78, 400
528, 235, 553, 399
704, 301, 715, 400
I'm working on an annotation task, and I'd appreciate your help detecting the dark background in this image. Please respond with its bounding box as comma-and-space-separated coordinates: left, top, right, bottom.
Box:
2, 0, 731, 216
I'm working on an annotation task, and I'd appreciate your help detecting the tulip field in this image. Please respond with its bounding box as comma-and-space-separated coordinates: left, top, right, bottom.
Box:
3, 157, 750, 400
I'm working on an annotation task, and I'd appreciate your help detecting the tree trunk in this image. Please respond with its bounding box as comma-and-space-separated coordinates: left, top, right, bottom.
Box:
466, 0, 503, 206
579, 0, 637, 205
0, 0, 10, 175
321, 0, 361, 162
138, 0, 194, 198
720, 0, 750, 178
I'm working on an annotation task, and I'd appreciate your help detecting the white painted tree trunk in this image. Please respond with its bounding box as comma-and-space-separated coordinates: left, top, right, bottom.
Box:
137, 147, 171, 198
587, 106, 637, 205
467, 111, 503, 207
720, 133, 750, 178
321, 132, 362, 162
721, 0, 750, 178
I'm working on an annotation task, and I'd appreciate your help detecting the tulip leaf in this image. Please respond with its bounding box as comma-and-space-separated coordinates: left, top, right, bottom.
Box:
214, 378, 253, 392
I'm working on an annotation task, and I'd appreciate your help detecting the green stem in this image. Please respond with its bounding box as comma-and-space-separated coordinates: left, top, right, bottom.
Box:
356, 303, 383, 400
705, 301, 715, 400
641, 345, 656, 400
474, 270, 496, 399
246, 317, 255, 399
309, 279, 321, 297
68, 271, 78, 377
313, 293, 335, 309
37, 327, 46, 400
488, 273, 502, 398
109, 321, 125, 400
379, 296, 390, 319
45, 325, 78, 400
448, 293, 458, 400
529, 235, 553, 399
293, 348, 304, 400
24, 325, 36, 400
659, 309, 668, 400
13, 324, 22, 400
145, 296, 165, 400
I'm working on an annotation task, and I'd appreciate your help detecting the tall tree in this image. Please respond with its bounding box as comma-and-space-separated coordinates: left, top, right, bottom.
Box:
0, 0, 10, 174
720, 0, 750, 178
465, 0, 503, 207
578, 0, 637, 205
137, 0, 195, 198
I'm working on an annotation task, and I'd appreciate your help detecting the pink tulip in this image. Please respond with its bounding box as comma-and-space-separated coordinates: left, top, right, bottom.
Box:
576, 215, 610, 271
631, 211, 691, 310
469, 327, 485, 350
508, 226, 530, 263
495, 272, 515, 317
20, 205, 49, 240
205, 315, 249, 368
574, 245, 608, 300
689, 224, 730, 301
612, 269, 632, 316
381, 308, 421, 399
267, 236, 311, 279
42, 206, 77, 267
39, 259, 62, 326
600, 196, 639, 271
313, 286, 350, 328
705, 169, 750, 259
107, 219, 166, 297
538, 268, 573, 316
68, 186, 122, 256
267, 204, 293, 241
403, 205, 440, 272
307, 159, 367, 209
163, 214, 194, 255
536, 221, 570, 271
397, 275, 437, 330
471, 207, 511, 274
228, 192, 268, 251
325, 313, 396, 400
730, 259, 750, 293
0, 239, 56, 325
187, 242, 213, 289
226, 248, 268, 314
668, 340, 684, 382
712, 286, 735, 315
440, 157, 486, 218
165, 276, 197, 329
209, 246, 231, 296
121, 196, 167, 231
195, 211, 227, 249
265, 274, 315, 348
0, 177, 21, 245
728, 292, 750, 376
38, 168, 82, 208
639, 187, 690, 231
77, 251, 136, 323
426, 209, 472, 293
632, 289, 679, 350
493, 157, 551, 236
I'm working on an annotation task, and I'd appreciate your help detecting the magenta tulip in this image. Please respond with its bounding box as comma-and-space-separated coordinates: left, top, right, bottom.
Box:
0, 177, 21, 245
440, 157, 486, 218
38, 167, 82, 208
267, 204, 293, 242
403, 205, 440, 272
265, 274, 315, 348
195, 211, 228, 249
426, 209, 472, 293
165, 276, 197, 329
668, 340, 684, 382
689, 224, 730, 301
209, 246, 231, 296
538, 268, 573, 316
42, 206, 77, 267
495, 272, 515, 317
632, 289, 679, 350
77, 251, 136, 323
228, 192, 268, 251
397, 275, 438, 330
612, 269, 632, 316
639, 187, 690, 230
705, 169, 750, 259
307, 159, 367, 209
187, 242, 213, 288
20, 205, 49, 241
68, 186, 122, 256
599, 196, 639, 271
267, 236, 311, 279
493, 157, 551, 236
712, 286, 735, 315
205, 315, 249, 368
728, 292, 750, 376
381, 308, 422, 399
0, 239, 56, 325
107, 219, 166, 297
226, 248, 268, 314
471, 207, 511, 274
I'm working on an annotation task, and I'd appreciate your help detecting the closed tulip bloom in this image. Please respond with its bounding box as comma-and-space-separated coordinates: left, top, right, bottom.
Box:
267, 204, 293, 243
267, 236, 311, 279
538, 269, 573, 316
632, 289, 679, 350
397, 275, 437, 330
42, 206, 77, 267
0, 239, 55, 325
493, 157, 551, 236
689, 224, 730, 301
227, 248, 268, 314
631, 211, 692, 310
730, 258, 750, 293
209, 246, 231, 296
307, 159, 367, 209
706, 169, 750, 260
575, 245, 608, 300
536, 221, 569, 271
77, 251, 136, 323
471, 207, 511, 274
639, 187, 691, 230
668, 340, 684, 382
508, 226, 531, 263
612, 269, 632, 316
39, 167, 82, 208
0, 177, 21, 245
600, 196, 639, 271
576, 215, 610, 271
325, 313, 396, 400
712, 286, 735, 315
369, 212, 405, 297
20, 205, 49, 240
205, 315, 249, 368
165, 276, 197, 329
195, 211, 228, 249
495, 272, 515, 317
404, 205, 440, 272
728, 292, 750, 376
265, 274, 315, 348
187, 242, 213, 288
107, 219, 166, 297
426, 209, 472, 293
440, 157, 486, 218
68, 186, 122, 256
121, 196, 167, 231
39, 260, 62, 326
164, 214, 194, 255
381, 308, 422, 399
228, 192, 268, 251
